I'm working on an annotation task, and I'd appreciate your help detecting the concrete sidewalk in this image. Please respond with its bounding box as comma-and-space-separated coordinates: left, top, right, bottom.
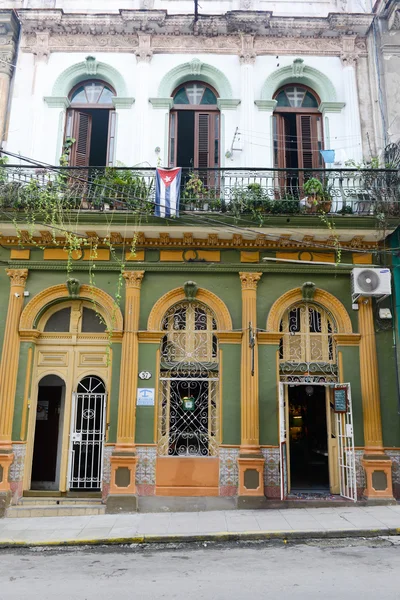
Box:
1, 504, 400, 547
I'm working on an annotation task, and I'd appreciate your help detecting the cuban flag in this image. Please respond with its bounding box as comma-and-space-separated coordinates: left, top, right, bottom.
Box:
154, 167, 182, 218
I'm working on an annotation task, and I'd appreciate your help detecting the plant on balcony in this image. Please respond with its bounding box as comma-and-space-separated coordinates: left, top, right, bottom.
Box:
229, 183, 271, 223
270, 194, 300, 215
90, 166, 154, 214
181, 172, 207, 210
302, 177, 332, 214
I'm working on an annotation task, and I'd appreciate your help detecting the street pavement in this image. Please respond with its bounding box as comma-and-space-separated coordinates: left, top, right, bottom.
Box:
0, 504, 400, 545
1, 538, 400, 599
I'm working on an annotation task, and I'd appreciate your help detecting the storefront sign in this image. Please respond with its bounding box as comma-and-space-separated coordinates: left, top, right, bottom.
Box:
333, 386, 348, 413
137, 388, 155, 406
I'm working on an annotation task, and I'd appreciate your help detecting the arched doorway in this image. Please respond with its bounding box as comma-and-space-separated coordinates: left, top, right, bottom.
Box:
65, 79, 116, 166
278, 302, 340, 495
31, 375, 66, 491
273, 85, 324, 191
24, 300, 111, 494
158, 300, 219, 457
169, 82, 220, 173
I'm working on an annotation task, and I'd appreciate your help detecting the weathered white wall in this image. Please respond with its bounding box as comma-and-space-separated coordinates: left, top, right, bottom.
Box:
6, 47, 363, 168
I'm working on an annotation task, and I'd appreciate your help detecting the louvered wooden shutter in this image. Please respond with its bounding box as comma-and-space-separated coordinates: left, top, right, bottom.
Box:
68, 110, 92, 167
296, 114, 320, 170
169, 112, 177, 168
195, 113, 210, 169
106, 111, 116, 167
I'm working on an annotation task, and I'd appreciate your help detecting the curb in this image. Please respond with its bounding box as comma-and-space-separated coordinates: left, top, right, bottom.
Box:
1, 527, 400, 549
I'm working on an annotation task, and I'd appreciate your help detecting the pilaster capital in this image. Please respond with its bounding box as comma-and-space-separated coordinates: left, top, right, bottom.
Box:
6, 268, 28, 288
239, 272, 262, 291
123, 270, 144, 289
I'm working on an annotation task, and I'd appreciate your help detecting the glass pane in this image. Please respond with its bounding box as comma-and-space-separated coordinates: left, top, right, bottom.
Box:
302, 91, 318, 108
44, 307, 71, 332
98, 86, 115, 104
309, 308, 322, 333
85, 83, 103, 104
71, 86, 87, 104
81, 307, 106, 332
173, 88, 189, 104
275, 90, 290, 107
201, 87, 217, 105
286, 87, 305, 108
186, 83, 205, 104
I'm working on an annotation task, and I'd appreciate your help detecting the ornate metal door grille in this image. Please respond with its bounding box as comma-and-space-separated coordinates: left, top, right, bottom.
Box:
279, 302, 338, 383
158, 301, 219, 457
68, 376, 106, 490
336, 383, 357, 501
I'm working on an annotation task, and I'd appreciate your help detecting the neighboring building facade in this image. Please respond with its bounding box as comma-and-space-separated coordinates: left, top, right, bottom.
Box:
0, 1, 399, 515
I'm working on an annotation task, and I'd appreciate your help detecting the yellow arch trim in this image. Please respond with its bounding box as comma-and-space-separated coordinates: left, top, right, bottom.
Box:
20, 284, 123, 332
266, 287, 353, 333
147, 286, 233, 331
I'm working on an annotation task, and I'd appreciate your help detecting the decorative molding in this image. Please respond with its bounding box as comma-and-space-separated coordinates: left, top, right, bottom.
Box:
239, 34, 256, 65
147, 286, 233, 331
266, 287, 353, 333
135, 33, 153, 63
0, 10, 19, 77
292, 58, 305, 77
123, 270, 145, 289
51, 59, 128, 98
388, 6, 400, 30
112, 97, 135, 109
183, 280, 199, 301
216, 331, 242, 344
44, 96, 70, 109
239, 272, 262, 290
149, 97, 173, 109
6, 269, 28, 288
260, 61, 338, 102
302, 281, 316, 301
158, 60, 233, 99
333, 333, 361, 346
318, 101, 346, 113
254, 100, 277, 111
217, 99, 241, 110
19, 283, 123, 332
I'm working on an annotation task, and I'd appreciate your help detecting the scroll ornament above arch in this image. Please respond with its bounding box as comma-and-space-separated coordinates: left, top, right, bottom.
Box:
19, 283, 123, 333
147, 286, 233, 331
156, 58, 235, 103
259, 60, 339, 107
266, 287, 353, 334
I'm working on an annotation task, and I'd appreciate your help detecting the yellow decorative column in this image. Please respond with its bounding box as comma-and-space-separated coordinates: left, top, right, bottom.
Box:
358, 297, 394, 501
0, 269, 28, 511
237, 272, 265, 501
108, 271, 144, 513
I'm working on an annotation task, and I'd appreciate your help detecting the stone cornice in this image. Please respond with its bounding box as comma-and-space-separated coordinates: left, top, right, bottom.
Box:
0, 10, 20, 76
112, 97, 135, 109
255, 100, 277, 111
149, 97, 173, 108
318, 101, 346, 113
217, 99, 241, 110
44, 96, 70, 108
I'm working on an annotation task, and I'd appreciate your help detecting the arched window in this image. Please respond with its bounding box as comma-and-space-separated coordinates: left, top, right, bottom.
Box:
65, 79, 116, 167
169, 82, 220, 171
279, 302, 337, 382
272, 85, 323, 173
42, 303, 107, 333
158, 301, 219, 457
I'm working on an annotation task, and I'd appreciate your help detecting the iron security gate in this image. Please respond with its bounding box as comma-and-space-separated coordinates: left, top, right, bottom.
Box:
68, 376, 106, 490
335, 383, 357, 501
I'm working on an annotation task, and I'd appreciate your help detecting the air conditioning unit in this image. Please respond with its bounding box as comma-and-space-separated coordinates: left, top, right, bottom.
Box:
351, 268, 391, 297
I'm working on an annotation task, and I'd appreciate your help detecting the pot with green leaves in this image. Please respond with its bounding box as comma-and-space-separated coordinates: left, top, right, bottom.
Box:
302, 177, 332, 214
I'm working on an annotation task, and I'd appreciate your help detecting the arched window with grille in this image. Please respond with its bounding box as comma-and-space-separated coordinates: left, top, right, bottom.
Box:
158, 301, 219, 457
279, 302, 338, 382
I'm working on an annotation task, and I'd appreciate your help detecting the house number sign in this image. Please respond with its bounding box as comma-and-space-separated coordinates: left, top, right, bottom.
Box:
139, 371, 152, 380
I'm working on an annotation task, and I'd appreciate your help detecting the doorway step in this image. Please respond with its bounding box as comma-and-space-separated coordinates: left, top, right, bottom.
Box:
6, 497, 105, 518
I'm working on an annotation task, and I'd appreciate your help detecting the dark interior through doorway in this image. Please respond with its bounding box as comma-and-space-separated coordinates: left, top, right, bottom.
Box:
31, 375, 65, 490
176, 111, 195, 168
288, 385, 329, 491
87, 109, 110, 166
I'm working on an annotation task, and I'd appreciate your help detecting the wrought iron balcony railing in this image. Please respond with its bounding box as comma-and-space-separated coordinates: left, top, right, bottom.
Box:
0, 165, 399, 217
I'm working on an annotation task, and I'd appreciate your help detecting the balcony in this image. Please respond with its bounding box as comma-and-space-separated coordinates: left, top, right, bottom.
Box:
0, 165, 399, 220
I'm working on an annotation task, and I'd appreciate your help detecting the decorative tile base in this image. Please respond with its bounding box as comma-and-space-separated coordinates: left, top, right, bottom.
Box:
261, 447, 280, 498
219, 448, 239, 494
9, 444, 26, 504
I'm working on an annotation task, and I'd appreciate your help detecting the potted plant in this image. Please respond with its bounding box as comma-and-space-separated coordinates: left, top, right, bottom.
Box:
303, 177, 332, 213
182, 172, 206, 210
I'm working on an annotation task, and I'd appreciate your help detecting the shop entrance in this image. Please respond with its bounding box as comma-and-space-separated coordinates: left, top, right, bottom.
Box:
31, 375, 65, 491
288, 385, 329, 491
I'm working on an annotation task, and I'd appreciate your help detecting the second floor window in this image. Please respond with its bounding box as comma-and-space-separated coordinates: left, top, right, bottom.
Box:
65, 80, 116, 167
169, 82, 220, 171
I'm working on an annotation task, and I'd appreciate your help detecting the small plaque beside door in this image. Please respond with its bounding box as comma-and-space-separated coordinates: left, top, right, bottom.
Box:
333, 386, 348, 413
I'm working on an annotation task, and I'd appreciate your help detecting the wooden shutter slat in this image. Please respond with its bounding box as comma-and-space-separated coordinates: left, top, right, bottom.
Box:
71, 111, 92, 167
197, 113, 209, 169
298, 115, 313, 170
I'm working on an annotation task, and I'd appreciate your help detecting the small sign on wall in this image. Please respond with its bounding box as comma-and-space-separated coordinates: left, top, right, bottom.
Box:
333, 386, 348, 413
137, 388, 155, 406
